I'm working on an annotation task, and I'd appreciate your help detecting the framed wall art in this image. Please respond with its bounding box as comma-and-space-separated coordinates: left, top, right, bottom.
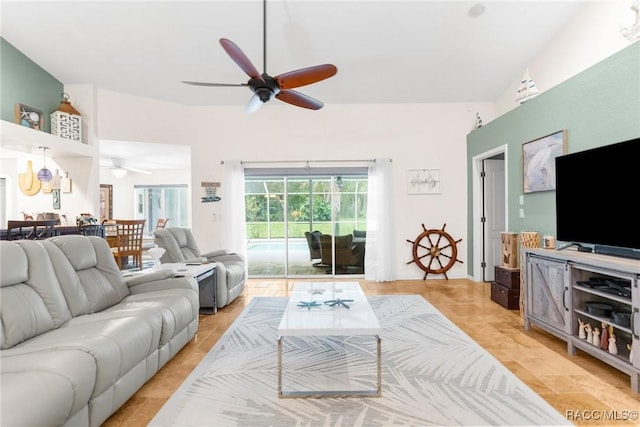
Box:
15, 103, 44, 130
407, 169, 442, 194
522, 130, 567, 193
52, 189, 61, 210
100, 184, 113, 223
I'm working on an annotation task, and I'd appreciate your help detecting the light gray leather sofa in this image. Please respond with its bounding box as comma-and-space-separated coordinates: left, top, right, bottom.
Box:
153, 227, 246, 308
0, 235, 199, 427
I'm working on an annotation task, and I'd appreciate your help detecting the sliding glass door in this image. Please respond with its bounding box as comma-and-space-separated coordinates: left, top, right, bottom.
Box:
245, 173, 367, 277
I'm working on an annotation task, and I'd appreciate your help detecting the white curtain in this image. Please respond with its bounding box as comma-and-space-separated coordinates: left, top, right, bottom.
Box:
365, 158, 396, 281
222, 161, 247, 264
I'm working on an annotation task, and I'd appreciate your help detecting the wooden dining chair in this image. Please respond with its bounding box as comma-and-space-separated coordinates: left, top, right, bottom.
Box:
78, 223, 105, 237
155, 218, 169, 230
6, 219, 57, 240
110, 219, 146, 270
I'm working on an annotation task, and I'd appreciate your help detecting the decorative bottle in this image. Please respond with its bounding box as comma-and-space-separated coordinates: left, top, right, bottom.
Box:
600, 322, 609, 350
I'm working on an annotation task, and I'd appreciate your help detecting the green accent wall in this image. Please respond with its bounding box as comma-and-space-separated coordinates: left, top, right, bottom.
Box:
466, 42, 640, 276
1, 37, 64, 132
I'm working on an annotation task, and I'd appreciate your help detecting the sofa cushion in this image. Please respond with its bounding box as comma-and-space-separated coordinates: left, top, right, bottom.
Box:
44, 236, 129, 315
1, 348, 96, 426
0, 241, 28, 286
154, 228, 202, 262
116, 291, 196, 345
15, 315, 156, 397
1, 241, 73, 349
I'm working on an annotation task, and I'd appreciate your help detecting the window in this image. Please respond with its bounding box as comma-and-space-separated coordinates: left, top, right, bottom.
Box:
133, 185, 188, 233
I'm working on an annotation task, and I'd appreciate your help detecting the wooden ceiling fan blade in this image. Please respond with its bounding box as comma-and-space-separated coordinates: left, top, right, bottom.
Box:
182, 81, 248, 87
276, 89, 324, 110
275, 64, 337, 89
219, 38, 264, 82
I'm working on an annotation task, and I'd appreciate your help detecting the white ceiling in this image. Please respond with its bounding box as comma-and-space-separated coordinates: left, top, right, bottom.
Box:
1, 0, 585, 170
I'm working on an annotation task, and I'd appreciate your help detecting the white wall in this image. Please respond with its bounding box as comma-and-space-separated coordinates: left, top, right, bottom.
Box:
99, 167, 192, 221
95, 91, 494, 279
494, 0, 633, 117
1, 150, 96, 224
7, 0, 627, 279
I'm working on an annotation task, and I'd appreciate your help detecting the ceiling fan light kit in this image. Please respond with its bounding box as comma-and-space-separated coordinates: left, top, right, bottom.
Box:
182, 0, 337, 112
111, 168, 128, 179
105, 158, 152, 177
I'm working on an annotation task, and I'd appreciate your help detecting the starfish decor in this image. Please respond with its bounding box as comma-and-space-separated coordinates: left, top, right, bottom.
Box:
324, 298, 354, 309
297, 301, 322, 310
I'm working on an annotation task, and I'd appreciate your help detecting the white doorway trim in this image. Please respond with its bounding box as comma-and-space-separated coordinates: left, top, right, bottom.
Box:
471, 144, 509, 282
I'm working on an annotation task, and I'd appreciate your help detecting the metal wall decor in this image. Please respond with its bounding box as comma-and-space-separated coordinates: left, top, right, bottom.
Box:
407, 169, 442, 194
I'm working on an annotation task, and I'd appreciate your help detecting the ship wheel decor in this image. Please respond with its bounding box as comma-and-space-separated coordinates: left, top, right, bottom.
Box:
406, 223, 463, 279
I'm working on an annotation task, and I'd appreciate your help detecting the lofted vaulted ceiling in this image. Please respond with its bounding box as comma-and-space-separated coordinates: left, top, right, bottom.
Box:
1, 1, 585, 107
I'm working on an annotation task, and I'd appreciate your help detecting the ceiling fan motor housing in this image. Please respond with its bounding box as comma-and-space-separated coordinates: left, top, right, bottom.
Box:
249, 75, 280, 102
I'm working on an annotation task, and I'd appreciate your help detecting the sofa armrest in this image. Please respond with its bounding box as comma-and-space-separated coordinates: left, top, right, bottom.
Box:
125, 270, 175, 287
127, 274, 198, 294
202, 249, 229, 258
205, 252, 245, 264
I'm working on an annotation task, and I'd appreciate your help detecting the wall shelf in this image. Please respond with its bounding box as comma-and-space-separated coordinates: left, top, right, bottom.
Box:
0, 120, 95, 158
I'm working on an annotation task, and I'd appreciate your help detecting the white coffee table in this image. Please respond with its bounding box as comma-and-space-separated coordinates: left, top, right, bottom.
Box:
277, 281, 382, 398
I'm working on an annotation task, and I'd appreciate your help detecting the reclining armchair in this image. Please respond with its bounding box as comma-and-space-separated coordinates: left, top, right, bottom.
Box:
153, 227, 246, 308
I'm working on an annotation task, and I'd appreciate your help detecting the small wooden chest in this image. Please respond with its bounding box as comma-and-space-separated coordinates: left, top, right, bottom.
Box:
491, 282, 520, 310
500, 232, 519, 269
494, 266, 520, 290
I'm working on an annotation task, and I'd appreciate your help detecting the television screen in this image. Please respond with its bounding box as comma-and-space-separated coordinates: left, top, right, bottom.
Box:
555, 138, 640, 251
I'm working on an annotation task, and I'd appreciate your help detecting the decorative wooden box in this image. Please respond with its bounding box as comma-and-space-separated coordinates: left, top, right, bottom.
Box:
491, 282, 520, 310
500, 232, 519, 269
494, 266, 520, 290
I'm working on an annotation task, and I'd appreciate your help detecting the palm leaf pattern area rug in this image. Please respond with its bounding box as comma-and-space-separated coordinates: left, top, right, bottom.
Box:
150, 295, 569, 426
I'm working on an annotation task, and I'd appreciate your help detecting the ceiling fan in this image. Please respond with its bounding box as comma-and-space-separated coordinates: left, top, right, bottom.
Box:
182, 0, 337, 112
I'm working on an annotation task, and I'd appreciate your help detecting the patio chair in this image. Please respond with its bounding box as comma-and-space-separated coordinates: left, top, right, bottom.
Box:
319, 234, 363, 272
153, 227, 246, 308
304, 231, 322, 265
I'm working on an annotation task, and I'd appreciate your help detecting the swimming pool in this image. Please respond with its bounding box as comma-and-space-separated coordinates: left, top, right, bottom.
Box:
247, 240, 308, 252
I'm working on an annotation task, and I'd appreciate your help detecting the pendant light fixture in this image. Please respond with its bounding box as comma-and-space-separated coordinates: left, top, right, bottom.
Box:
37, 146, 53, 182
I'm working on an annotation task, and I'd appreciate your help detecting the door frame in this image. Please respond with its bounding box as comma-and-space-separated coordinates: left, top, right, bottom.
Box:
471, 144, 509, 282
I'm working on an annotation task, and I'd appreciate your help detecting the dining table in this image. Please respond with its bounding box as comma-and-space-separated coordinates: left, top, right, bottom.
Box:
0, 224, 84, 240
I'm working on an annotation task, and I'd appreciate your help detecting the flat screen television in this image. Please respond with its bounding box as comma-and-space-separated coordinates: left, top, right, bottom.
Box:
555, 137, 640, 259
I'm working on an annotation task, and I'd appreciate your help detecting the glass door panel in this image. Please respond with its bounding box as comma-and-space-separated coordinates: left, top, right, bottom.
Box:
286, 178, 317, 275
245, 174, 367, 277
332, 176, 367, 275
246, 178, 286, 276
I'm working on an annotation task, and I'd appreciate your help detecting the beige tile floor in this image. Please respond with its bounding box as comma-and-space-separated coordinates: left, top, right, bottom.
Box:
103, 279, 640, 426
